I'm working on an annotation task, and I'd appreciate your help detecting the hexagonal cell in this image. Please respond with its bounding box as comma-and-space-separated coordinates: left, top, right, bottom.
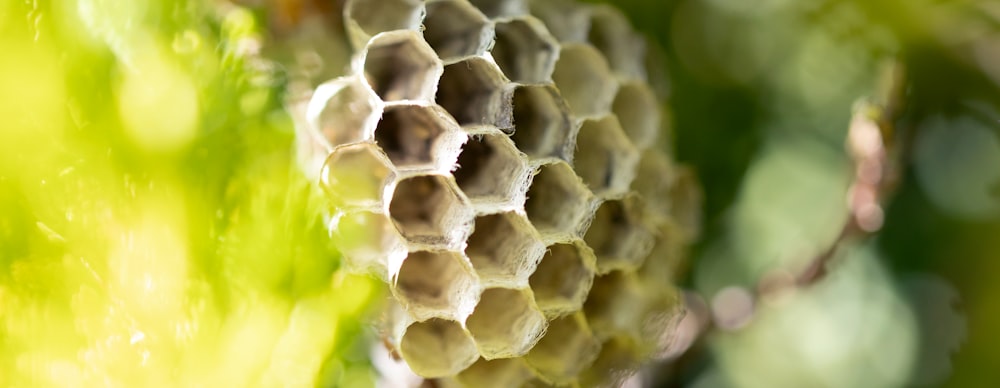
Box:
344, 0, 425, 50
329, 211, 407, 281
587, 4, 647, 80
491, 17, 559, 84
361, 31, 443, 102
584, 197, 655, 273
612, 82, 661, 149
523, 162, 597, 239
468, 0, 528, 19
630, 150, 675, 221
270, 8, 353, 89
455, 358, 533, 388
466, 288, 547, 358
510, 85, 574, 161
320, 143, 394, 208
423, 0, 494, 62
374, 104, 466, 171
579, 336, 642, 388
637, 225, 683, 287
573, 115, 640, 197
645, 41, 673, 101
523, 312, 601, 385
290, 98, 329, 180
388, 175, 474, 248
551, 43, 618, 118
394, 250, 480, 321
399, 318, 480, 378
527, 0, 591, 43
528, 241, 596, 316
466, 212, 545, 287
583, 271, 646, 339
306, 76, 382, 150
454, 133, 531, 207
521, 378, 558, 388
436, 57, 514, 130
637, 285, 683, 356
670, 165, 704, 242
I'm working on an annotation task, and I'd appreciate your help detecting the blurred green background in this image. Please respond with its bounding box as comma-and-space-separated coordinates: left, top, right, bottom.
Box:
1, 0, 996, 387
600, 0, 995, 386
0, 1, 381, 386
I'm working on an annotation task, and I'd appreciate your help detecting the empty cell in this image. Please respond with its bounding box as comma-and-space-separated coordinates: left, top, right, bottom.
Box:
584, 198, 655, 273
362, 32, 442, 102
437, 57, 514, 130
306, 76, 382, 150
527, 0, 591, 43
395, 250, 480, 320
587, 5, 647, 80
454, 133, 531, 206
645, 42, 673, 101
631, 150, 675, 221
344, 0, 425, 49
466, 288, 547, 358
523, 162, 596, 238
528, 242, 596, 316
291, 98, 330, 180
612, 82, 661, 149
374, 104, 465, 170
523, 312, 601, 384
510, 85, 574, 160
465, 212, 545, 286
423, 0, 494, 62
389, 175, 474, 247
329, 211, 406, 280
491, 17, 559, 84
637, 225, 683, 286
468, 0, 528, 18
583, 271, 646, 339
521, 379, 556, 388
320, 143, 394, 207
552, 44, 617, 117
455, 358, 533, 388
637, 285, 683, 356
399, 318, 480, 377
574, 115, 640, 197
579, 336, 642, 388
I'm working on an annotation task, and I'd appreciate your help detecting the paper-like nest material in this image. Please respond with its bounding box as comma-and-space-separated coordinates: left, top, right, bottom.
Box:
290, 0, 703, 385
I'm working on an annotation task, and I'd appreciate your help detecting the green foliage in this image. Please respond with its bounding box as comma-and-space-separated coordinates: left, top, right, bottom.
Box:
0, 1, 380, 386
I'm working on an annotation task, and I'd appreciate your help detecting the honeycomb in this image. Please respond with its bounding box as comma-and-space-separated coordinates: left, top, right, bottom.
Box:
289, 0, 701, 385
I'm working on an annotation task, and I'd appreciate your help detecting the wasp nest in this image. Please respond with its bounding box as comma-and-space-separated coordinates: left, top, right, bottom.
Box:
290, 0, 701, 385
